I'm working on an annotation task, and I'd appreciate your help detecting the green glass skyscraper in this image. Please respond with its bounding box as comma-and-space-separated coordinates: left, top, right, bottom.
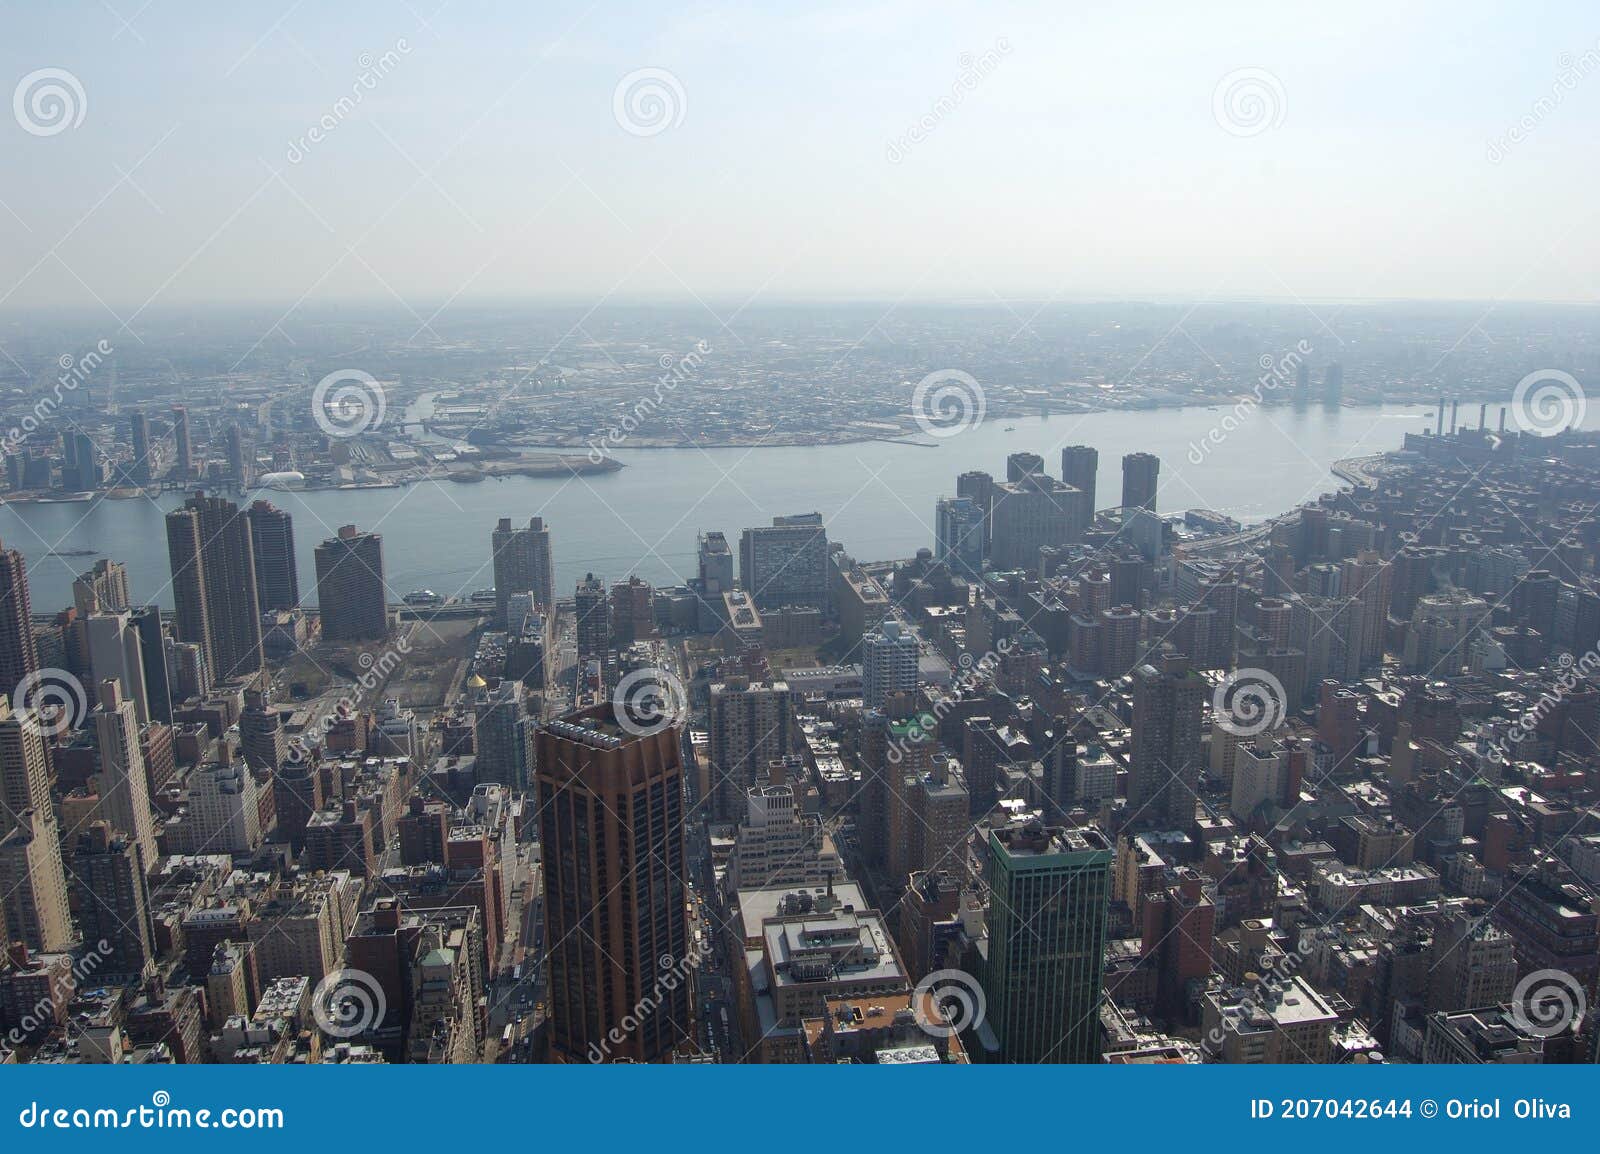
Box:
980, 819, 1113, 1063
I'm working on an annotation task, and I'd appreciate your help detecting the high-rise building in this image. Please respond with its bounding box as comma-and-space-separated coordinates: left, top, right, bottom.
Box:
272, 759, 323, 851
473, 680, 534, 789
1060, 445, 1099, 513
697, 530, 734, 593
610, 576, 657, 646
989, 474, 1090, 571
1006, 451, 1044, 482
862, 619, 919, 709
536, 704, 693, 1062
225, 424, 248, 487
979, 818, 1113, 1063
1339, 551, 1392, 669
170, 406, 192, 479
239, 689, 287, 774
739, 513, 829, 613
248, 500, 300, 611
956, 470, 995, 556
574, 573, 611, 663
73, 559, 131, 615
166, 492, 264, 682
94, 679, 158, 870
85, 610, 149, 725
0, 807, 72, 953
131, 606, 172, 723
1121, 452, 1160, 512
0, 537, 39, 705
708, 677, 792, 820
314, 525, 389, 641
74, 821, 156, 978
0, 694, 52, 840
934, 496, 984, 578
1129, 656, 1205, 829
129, 409, 152, 485
491, 516, 556, 626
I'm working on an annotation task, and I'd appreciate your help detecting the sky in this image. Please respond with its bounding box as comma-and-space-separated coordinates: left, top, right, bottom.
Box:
3, 0, 1600, 319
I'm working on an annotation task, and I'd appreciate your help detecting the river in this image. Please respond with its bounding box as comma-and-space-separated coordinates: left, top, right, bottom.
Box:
0, 403, 1437, 611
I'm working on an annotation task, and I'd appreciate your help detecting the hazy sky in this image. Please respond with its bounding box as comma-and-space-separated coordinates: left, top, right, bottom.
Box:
4, 0, 1600, 318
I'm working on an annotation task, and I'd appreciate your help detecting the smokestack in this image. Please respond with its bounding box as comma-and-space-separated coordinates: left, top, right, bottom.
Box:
1436, 397, 1445, 435
1450, 399, 1459, 434
1479, 403, 1487, 429
1498, 406, 1506, 433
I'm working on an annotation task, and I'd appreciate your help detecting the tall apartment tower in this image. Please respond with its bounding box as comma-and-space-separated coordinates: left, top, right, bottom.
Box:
166, 492, 264, 682
75, 821, 157, 978
956, 470, 995, 556
1339, 550, 1393, 669
73, 558, 131, 614
1006, 451, 1045, 482
491, 516, 556, 626
0, 694, 52, 839
989, 474, 1090, 571
934, 496, 984, 578
314, 525, 389, 641
1129, 656, 1206, 830
980, 819, 1114, 1063
574, 573, 611, 664
170, 405, 192, 479
248, 500, 300, 611
131, 606, 173, 723
0, 537, 39, 705
0, 807, 72, 953
536, 704, 693, 1063
1061, 445, 1099, 513
697, 530, 735, 594
85, 610, 150, 724
708, 677, 792, 819
862, 619, 919, 709
739, 513, 830, 613
1121, 452, 1160, 512
95, 679, 158, 870
129, 409, 152, 485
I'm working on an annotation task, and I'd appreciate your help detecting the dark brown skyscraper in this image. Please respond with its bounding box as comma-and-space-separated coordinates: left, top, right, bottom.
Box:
165, 492, 263, 683
537, 704, 693, 1062
0, 538, 39, 705
1121, 452, 1160, 512
248, 500, 299, 611
314, 525, 388, 641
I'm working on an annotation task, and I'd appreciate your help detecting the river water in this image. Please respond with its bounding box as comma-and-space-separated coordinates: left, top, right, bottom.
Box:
0, 403, 1436, 610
